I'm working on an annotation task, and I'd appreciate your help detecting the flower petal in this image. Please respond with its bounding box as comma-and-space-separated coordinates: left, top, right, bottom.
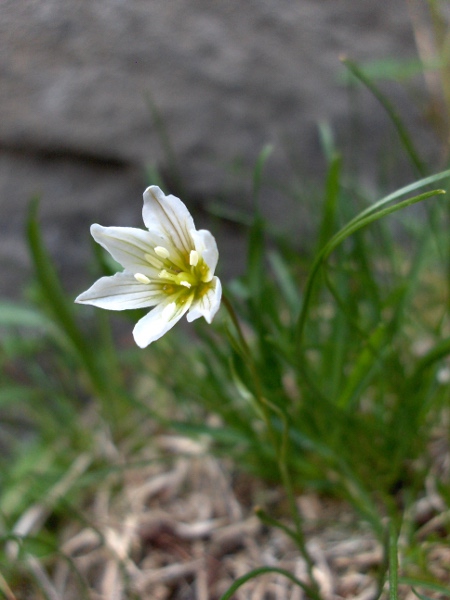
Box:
91, 224, 166, 275
75, 271, 165, 310
190, 229, 219, 276
187, 276, 222, 324
142, 186, 195, 256
133, 296, 193, 347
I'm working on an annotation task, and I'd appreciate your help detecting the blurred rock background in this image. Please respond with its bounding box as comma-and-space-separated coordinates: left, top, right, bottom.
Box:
0, 0, 435, 297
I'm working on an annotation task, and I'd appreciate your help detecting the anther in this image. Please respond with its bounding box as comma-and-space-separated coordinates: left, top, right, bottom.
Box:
190, 250, 199, 266
134, 273, 151, 284
155, 246, 170, 259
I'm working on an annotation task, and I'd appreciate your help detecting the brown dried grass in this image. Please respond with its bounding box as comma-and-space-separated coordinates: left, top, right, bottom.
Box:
5, 429, 448, 600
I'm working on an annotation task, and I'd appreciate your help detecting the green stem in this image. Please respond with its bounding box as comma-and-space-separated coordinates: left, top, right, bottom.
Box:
389, 520, 399, 600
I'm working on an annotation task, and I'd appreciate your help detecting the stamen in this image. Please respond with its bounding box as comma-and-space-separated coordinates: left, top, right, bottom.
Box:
159, 269, 175, 281
160, 268, 196, 289
154, 246, 170, 259
134, 273, 151, 284
189, 250, 199, 266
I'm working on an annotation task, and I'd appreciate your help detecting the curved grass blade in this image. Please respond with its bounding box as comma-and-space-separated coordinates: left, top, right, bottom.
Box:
346, 168, 450, 227
341, 56, 427, 177
219, 566, 317, 600
410, 335, 450, 383
400, 578, 450, 597
295, 184, 447, 351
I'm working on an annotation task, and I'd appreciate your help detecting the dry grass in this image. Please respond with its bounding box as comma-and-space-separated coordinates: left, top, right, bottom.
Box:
5, 429, 449, 600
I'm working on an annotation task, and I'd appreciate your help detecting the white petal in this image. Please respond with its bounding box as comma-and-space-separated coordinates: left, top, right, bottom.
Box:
91, 224, 165, 275
190, 229, 219, 276
132, 296, 193, 347
142, 186, 195, 255
75, 272, 164, 310
187, 276, 222, 324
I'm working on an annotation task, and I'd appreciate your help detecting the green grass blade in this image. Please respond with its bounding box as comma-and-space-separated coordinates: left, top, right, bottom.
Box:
341, 56, 427, 177
145, 92, 184, 194
400, 578, 450, 597
268, 250, 300, 316
321, 190, 445, 262
246, 215, 265, 303
295, 187, 446, 352
252, 144, 273, 211
339, 57, 432, 82
411, 336, 450, 382
219, 566, 316, 600
0, 302, 56, 331
26, 198, 107, 396
336, 322, 390, 409
345, 169, 450, 232
316, 152, 341, 252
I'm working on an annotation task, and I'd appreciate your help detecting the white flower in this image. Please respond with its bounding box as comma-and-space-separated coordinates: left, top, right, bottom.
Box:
75, 186, 222, 347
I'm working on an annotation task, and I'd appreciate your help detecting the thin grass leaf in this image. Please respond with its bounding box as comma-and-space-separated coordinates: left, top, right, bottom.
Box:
219, 566, 317, 600
317, 120, 336, 163
254, 507, 301, 547
247, 215, 265, 303
245, 148, 274, 313
295, 187, 446, 351
348, 168, 450, 226
341, 56, 427, 177
411, 335, 450, 381
412, 591, 442, 600
316, 152, 341, 252
26, 199, 105, 393
287, 426, 383, 535
338, 57, 438, 82
145, 92, 184, 194
145, 165, 165, 188
400, 578, 450, 597
0, 386, 39, 408
0, 303, 57, 332
25, 199, 125, 407
206, 202, 253, 226
336, 322, 390, 409
321, 190, 445, 262
252, 144, 273, 211
0, 571, 15, 600
268, 250, 300, 316
315, 262, 352, 398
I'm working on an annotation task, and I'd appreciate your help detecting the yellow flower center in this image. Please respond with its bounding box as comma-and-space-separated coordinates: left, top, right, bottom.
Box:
134, 245, 212, 302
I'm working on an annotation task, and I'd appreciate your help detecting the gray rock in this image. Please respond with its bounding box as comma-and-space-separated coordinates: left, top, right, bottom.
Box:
0, 0, 431, 298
